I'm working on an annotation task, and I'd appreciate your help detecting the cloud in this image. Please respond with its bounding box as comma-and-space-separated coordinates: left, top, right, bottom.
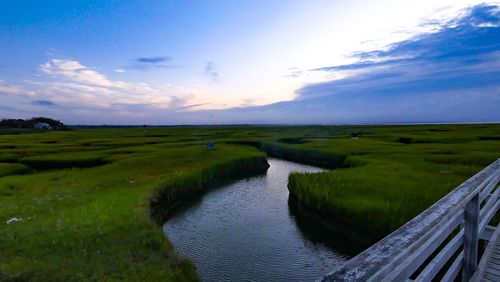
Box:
176, 4, 500, 125
32, 99, 57, 107
204, 61, 219, 82
178, 103, 208, 110
294, 4, 500, 102
28, 59, 200, 112
0, 79, 22, 94
135, 56, 170, 63
0, 57, 223, 124
124, 56, 182, 71
240, 98, 257, 107
40, 59, 114, 87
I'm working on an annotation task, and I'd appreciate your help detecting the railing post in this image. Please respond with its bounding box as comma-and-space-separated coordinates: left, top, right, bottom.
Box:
462, 193, 479, 281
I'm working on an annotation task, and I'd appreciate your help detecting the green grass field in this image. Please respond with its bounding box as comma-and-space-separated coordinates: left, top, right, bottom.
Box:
284, 124, 500, 241
0, 124, 499, 280
0, 128, 268, 281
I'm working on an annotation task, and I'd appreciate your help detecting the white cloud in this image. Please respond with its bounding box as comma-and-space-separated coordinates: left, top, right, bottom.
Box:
39, 59, 114, 87
0, 79, 22, 94
33, 59, 200, 111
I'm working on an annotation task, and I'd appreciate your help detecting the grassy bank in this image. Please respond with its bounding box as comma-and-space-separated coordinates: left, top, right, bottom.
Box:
230, 141, 348, 168
0, 129, 268, 281
286, 124, 500, 242
149, 155, 269, 224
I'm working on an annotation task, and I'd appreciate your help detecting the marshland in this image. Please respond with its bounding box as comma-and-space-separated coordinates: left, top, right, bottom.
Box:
1, 124, 499, 281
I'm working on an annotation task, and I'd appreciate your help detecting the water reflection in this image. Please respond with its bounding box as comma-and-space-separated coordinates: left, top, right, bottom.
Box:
163, 158, 363, 282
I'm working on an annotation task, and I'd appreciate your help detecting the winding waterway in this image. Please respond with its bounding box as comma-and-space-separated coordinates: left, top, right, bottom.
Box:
163, 158, 363, 282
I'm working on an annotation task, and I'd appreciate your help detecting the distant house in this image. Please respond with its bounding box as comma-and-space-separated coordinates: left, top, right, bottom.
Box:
34, 122, 52, 130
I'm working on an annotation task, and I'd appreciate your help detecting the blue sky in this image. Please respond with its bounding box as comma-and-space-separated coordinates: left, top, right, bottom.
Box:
0, 0, 499, 124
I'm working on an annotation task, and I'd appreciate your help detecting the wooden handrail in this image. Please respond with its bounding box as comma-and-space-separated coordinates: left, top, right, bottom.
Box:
322, 158, 500, 282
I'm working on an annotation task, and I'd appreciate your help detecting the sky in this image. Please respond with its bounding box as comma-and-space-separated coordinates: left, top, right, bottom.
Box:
0, 0, 499, 124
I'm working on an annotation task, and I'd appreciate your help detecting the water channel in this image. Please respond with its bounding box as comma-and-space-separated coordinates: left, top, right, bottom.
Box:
163, 158, 363, 281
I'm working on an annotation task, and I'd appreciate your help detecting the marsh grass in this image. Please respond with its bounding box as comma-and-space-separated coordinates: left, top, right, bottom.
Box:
0, 124, 499, 279
0, 163, 30, 177
0, 129, 268, 281
286, 125, 500, 241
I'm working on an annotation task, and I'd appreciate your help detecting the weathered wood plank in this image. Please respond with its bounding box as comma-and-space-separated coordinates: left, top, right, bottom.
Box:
479, 200, 500, 247
491, 254, 500, 260
490, 257, 500, 263
463, 193, 479, 281
440, 252, 463, 282
489, 258, 500, 265
488, 262, 500, 270
491, 258, 500, 264
479, 172, 499, 202
488, 268, 500, 276
480, 225, 497, 241
484, 272, 500, 280
487, 265, 500, 273
382, 211, 463, 281
415, 230, 463, 281
479, 189, 499, 222
471, 221, 500, 282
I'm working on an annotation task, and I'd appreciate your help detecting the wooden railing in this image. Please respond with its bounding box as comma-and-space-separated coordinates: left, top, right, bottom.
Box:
322, 158, 500, 282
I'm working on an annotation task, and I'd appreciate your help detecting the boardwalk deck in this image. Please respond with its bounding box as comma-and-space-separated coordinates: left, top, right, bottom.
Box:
483, 247, 500, 281
472, 222, 500, 282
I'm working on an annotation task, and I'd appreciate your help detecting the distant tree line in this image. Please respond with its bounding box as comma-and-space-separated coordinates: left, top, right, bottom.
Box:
0, 117, 68, 130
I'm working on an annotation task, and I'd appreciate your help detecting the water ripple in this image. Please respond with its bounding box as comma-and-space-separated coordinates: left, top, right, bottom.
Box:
163, 159, 361, 282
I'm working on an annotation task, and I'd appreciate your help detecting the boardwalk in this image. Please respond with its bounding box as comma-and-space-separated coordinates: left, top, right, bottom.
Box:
472, 220, 500, 282
323, 158, 500, 281
479, 241, 500, 281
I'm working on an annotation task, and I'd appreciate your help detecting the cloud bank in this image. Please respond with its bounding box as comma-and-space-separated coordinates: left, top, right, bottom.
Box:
0, 58, 203, 123
0, 79, 21, 94
296, 4, 500, 102
159, 4, 499, 124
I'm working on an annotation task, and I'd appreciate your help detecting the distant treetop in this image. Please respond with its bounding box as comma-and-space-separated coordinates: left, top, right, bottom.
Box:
0, 117, 67, 130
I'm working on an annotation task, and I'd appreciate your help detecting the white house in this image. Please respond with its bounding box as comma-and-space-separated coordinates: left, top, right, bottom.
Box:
34, 122, 51, 130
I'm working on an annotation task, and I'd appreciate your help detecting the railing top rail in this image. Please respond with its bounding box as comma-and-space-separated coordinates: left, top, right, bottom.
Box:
322, 158, 500, 281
